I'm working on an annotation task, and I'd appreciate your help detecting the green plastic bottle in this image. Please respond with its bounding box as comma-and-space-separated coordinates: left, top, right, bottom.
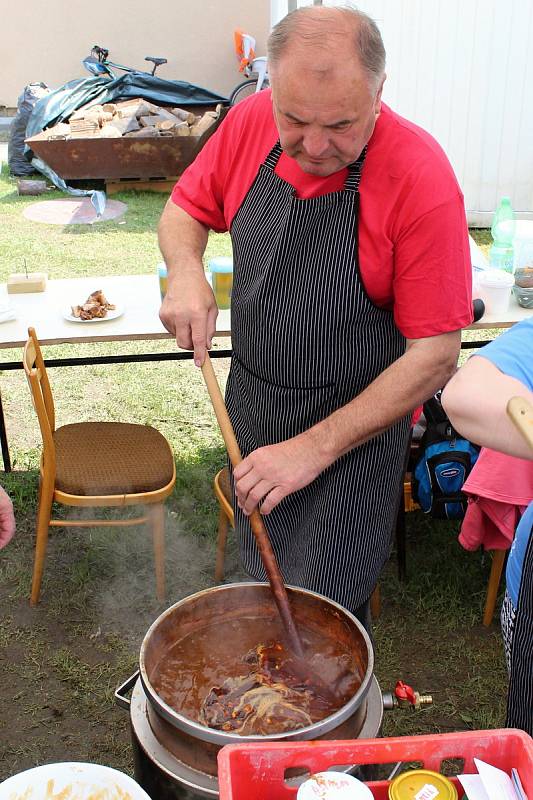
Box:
489, 196, 515, 273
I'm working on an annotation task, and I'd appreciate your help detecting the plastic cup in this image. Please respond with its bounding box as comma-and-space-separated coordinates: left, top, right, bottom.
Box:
297, 771, 374, 800
209, 256, 233, 309
476, 269, 514, 315
157, 262, 168, 301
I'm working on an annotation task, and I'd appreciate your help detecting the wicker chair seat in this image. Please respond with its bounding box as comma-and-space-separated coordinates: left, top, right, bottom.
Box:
53, 422, 174, 496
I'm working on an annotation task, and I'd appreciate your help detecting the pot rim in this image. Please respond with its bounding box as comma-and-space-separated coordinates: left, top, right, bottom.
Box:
139, 582, 374, 744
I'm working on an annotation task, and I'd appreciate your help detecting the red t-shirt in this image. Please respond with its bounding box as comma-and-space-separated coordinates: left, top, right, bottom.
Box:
171, 91, 473, 339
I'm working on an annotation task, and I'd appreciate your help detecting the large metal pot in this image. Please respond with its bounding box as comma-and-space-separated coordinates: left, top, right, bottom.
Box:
139, 582, 374, 744
116, 582, 382, 799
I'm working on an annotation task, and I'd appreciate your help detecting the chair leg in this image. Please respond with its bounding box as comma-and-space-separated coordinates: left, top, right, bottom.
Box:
395, 501, 407, 582
30, 483, 53, 606
483, 549, 507, 627
148, 503, 166, 602
370, 584, 381, 619
214, 507, 229, 583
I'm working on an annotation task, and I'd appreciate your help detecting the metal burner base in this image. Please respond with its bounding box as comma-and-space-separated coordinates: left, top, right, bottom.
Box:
129, 676, 383, 800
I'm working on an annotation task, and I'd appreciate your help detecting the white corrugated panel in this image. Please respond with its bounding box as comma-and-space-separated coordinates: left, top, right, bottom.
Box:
272, 0, 533, 223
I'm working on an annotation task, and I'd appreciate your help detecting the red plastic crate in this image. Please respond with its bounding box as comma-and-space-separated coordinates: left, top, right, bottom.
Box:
217, 729, 533, 800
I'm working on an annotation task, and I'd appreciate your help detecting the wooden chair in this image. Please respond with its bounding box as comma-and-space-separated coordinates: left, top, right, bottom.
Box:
214, 466, 234, 582
482, 549, 507, 626
23, 327, 176, 606
213, 467, 382, 616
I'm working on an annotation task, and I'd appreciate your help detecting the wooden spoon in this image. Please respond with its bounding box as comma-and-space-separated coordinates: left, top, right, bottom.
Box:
201, 353, 305, 658
507, 396, 533, 452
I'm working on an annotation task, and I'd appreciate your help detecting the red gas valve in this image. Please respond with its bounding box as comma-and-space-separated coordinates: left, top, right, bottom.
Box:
382, 681, 433, 711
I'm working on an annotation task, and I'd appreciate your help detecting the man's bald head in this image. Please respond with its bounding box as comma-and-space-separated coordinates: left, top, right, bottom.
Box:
267, 5, 386, 90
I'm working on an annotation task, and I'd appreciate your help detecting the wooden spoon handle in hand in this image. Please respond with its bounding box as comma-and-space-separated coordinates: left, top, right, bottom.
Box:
507, 396, 533, 452
201, 353, 304, 658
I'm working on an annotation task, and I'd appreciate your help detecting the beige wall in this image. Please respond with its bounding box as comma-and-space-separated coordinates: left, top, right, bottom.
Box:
3, 1, 270, 109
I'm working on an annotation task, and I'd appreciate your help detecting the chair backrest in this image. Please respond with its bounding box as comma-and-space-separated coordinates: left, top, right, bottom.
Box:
214, 467, 234, 527
23, 327, 56, 474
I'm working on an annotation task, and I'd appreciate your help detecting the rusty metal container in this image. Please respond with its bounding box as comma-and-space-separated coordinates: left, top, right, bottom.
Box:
25, 106, 227, 181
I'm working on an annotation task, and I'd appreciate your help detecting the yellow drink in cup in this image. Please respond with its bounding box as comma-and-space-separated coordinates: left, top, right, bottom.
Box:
209, 257, 233, 309
157, 263, 168, 300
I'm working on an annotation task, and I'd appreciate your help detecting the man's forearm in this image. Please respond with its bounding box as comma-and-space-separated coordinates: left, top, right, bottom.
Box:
158, 199, 209, 278
304, 331, 461, 468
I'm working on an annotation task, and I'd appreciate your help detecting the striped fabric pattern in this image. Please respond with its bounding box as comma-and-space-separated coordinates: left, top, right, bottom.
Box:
227, 142, 411, 612
506, 529, 533, 735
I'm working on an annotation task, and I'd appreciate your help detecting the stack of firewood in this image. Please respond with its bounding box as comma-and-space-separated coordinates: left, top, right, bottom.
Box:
35, 98, 222, 141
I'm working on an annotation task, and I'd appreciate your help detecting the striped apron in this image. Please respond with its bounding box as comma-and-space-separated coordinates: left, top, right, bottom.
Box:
506, 526, 533, 734
227, 141, 411, 612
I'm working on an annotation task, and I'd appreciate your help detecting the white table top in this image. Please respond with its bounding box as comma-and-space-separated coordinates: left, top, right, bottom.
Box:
468, 295, 533, 329
0, 274, 231, 350
0, 273, 529, 351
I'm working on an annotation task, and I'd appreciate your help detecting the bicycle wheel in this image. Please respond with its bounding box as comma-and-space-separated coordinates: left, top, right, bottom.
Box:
229, 78, 269, 105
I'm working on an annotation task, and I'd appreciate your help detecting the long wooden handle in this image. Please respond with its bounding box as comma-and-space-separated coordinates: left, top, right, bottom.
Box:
202, 353, 304, 657
507, 396, 533, 452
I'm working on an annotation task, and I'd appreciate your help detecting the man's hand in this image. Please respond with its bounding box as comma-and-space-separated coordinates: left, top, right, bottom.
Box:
233, 330, 461, 515
158, 200, 215, 366
233, 432, 329, 515
159, 271, 218, 366
0, 486, 15, 549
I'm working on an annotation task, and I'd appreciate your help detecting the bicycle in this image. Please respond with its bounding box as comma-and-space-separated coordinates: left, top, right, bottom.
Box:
82, 45, 168, 80
229, 30, 269, 105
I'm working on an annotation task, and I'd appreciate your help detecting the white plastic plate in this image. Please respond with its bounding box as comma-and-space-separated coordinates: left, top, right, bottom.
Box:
0, 761, 152, 800
63, 303, 124, 323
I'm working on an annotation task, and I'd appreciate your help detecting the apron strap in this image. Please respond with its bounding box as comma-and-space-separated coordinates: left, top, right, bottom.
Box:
344, 146, 367, 193
262, 140, 367, 193
263, 141, 284, 170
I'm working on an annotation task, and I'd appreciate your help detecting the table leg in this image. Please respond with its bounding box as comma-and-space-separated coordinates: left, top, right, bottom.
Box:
0, 390, 11, 472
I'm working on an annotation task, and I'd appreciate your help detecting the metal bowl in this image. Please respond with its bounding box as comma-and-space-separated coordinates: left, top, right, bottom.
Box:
139, 582, 374, 745
512, 283, 533, 308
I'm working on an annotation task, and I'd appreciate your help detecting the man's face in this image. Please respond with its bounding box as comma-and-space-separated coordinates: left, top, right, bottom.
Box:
270, 47, 384, 177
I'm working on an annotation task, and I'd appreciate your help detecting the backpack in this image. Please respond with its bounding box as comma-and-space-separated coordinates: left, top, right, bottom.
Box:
412, 392, 480, 520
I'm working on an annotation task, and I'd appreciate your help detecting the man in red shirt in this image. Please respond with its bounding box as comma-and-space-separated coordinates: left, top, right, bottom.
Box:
158, 6, 472, 629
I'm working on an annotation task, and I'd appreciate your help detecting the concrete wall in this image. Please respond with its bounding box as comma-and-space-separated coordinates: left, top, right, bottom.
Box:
3, 1, 270, 109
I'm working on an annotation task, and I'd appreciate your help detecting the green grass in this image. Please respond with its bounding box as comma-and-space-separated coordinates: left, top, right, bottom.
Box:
0, 165, 509, 779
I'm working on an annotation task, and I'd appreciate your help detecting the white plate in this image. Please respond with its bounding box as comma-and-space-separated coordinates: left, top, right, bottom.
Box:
0, 761, 152, 800
63, 302, 124, 323
0, 303, 16, 323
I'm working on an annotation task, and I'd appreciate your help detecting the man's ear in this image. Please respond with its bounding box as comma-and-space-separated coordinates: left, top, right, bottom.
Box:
374, 74, 386, 115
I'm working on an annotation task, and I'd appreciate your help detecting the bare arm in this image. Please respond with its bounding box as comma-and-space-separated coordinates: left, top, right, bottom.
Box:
158, 200, 218, 366
234, 329, 461, 514
442, 355, 533, 460
0, 485, 15, 549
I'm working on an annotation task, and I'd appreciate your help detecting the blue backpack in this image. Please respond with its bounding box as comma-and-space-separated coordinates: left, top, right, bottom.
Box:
412, 393, 480, 520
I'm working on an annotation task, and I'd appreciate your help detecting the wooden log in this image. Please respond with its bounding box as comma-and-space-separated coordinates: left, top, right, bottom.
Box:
115, 98, 160, 118
98, 125, 123, 139
170, 107, 196, 124
16, 179, 48, 196
43, 122, 71, 139
156, 119, 178, 131
190, 111, 218, 137
139, 114, 176, 127
101, 115, 140, 135
70, 104, 104, 121
124, 127, 160, 138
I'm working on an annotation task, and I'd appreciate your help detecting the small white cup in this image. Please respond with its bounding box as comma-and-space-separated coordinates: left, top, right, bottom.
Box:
476, 269, 514, 315
297, 771, 374, 800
